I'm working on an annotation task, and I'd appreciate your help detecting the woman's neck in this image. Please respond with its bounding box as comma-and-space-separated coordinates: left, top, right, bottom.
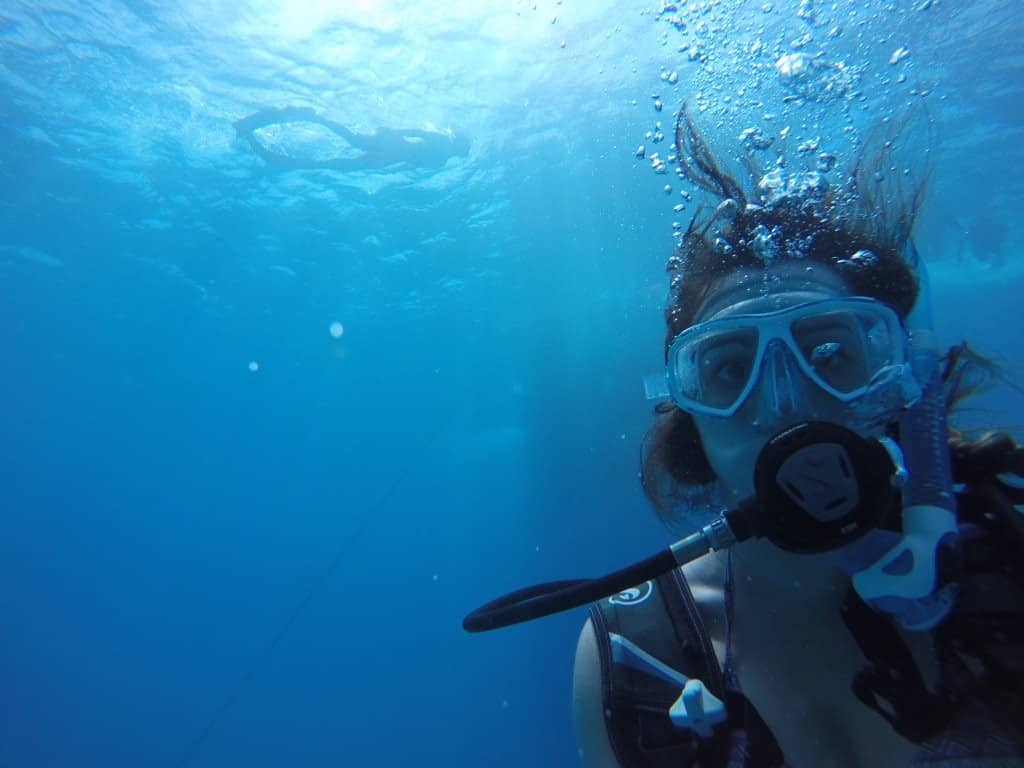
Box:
729, 538, 851, 610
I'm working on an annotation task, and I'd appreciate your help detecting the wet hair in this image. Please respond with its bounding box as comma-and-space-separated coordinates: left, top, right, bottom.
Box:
642, 103, 931, 519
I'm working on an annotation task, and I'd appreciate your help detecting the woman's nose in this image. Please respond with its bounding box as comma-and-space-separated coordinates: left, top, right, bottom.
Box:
750, 340, 807, 430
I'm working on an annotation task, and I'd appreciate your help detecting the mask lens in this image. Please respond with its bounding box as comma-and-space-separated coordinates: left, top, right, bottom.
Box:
791, 307, 895, 394
673, 327, 758, 411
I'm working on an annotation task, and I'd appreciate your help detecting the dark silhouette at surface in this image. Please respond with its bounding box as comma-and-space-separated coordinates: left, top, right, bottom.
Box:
234, 106, 470, 172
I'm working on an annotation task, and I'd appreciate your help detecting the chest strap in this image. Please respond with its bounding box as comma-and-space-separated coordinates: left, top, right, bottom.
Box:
590, 570, 785, 767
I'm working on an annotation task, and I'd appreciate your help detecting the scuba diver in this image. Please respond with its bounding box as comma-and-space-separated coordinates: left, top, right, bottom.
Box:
464, 105, 1024, 766
233, 106, 470, 172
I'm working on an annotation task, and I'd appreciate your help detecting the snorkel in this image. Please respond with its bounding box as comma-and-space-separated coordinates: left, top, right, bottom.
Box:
850, 246, 961, 630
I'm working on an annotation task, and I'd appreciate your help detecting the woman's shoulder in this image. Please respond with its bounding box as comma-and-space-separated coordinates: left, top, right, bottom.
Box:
572, 618, 622, 768
572, 558, 731, 768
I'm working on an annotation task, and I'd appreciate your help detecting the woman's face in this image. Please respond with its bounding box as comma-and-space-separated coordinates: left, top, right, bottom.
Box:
690, 261, 855, 503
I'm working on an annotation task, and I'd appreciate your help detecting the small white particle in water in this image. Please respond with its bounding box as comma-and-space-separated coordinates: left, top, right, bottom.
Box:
889, 46, 910, 65
248, 361, 259, 372
329, 321, 344, 339
535, 545, 541, 552
502, 699, 510, 709
620, 433, 626, 440
432, 574, 439, 582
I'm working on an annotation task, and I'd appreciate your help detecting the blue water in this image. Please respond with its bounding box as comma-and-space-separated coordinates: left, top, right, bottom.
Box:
1, 2, 1021, 766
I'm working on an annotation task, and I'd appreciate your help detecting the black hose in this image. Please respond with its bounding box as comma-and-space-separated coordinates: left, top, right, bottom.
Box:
463, 548, 679, 632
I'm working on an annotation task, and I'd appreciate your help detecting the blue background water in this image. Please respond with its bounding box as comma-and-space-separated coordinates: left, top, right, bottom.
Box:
1, 2, 1021, 766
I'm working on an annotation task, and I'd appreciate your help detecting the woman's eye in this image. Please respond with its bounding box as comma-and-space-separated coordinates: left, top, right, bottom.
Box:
701, 343, 752, 388
695, 331, 757, 406
713, 358, 751, 384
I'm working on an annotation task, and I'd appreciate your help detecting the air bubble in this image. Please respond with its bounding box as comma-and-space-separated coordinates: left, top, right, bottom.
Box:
796, 137, 820, 154
889, 47, 910, 65
739, 126, 774, 151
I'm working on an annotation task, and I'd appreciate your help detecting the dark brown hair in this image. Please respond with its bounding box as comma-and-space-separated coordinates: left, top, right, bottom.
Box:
642, 104, 930, 520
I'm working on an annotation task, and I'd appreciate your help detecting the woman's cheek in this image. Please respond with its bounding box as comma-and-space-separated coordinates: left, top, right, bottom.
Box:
693, 416, 762, 502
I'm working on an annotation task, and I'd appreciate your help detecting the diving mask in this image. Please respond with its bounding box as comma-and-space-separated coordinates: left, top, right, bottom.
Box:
666, 297, 909, 418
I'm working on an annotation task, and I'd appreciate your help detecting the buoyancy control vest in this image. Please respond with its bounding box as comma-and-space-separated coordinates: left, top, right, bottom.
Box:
591, 444, 1024, 767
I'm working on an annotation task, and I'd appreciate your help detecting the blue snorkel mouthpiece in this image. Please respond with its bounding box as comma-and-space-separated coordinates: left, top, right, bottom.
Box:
850, 247, 961, 631
851, 327, 961, 630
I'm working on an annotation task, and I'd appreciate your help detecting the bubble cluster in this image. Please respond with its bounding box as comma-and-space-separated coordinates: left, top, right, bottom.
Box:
643, 0, 922, 245
749, 224, 780, 263
739, 126, 774, 151
796, 137, 820, 154
797, 0, 820, 26
644, 118, 666, 146
757, 168, 829, 208
775, 52, 860, 103
816, 153, 837, 173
